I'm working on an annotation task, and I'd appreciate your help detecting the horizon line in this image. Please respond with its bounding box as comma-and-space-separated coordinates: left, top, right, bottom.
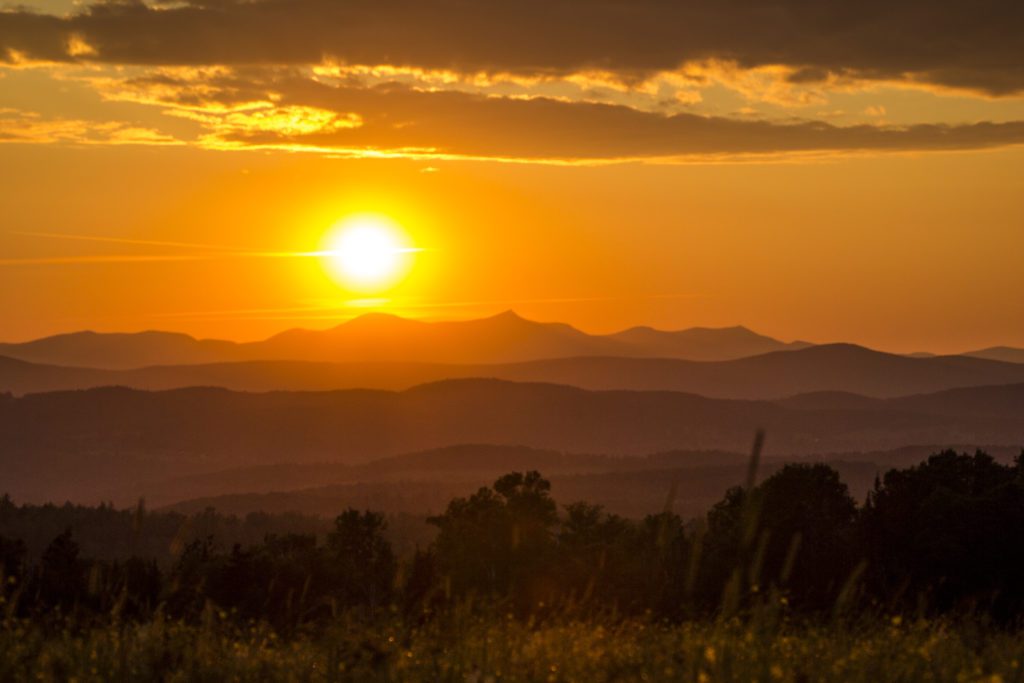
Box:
1, 308, 1019, 357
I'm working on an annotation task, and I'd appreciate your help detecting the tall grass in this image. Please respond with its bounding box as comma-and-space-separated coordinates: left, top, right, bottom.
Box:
2, 609, 1022, 682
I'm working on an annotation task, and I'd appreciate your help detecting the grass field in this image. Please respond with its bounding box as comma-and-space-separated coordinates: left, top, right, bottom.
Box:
3, 608, 1021, 682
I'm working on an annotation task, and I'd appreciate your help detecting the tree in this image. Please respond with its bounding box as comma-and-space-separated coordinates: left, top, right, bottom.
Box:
0, 534, 25, 575
557, 502, 638, 606
327, 509, 396, 612
701, 464, 858, 610
165, 536, 219, 619
37, 528, 87, 610
429, 471, 558, 602
0, 534, 26, 599
861, 450, 1024, 616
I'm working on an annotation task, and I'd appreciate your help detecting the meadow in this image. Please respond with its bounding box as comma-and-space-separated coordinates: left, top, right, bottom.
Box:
2, 609, 1020, 682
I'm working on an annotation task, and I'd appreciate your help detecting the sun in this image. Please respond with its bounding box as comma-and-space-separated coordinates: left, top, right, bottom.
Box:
320, 214, 416, 292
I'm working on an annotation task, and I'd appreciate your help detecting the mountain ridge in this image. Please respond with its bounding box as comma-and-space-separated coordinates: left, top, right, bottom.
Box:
5, 341, 1024, 399
965, 346, 1024, 364
0, 312, 811, 369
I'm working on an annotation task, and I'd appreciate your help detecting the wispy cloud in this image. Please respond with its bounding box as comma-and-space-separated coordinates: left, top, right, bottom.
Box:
1, 230, 425, 268
0, 108, 180, 145
10, 230, 260, 253
0, 254, 226, 266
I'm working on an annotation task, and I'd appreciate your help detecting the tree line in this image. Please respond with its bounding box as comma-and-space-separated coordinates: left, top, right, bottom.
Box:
2, 448, 1023, 630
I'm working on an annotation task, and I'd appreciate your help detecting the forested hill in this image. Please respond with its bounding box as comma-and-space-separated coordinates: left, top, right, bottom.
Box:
2, 381, 1022, 505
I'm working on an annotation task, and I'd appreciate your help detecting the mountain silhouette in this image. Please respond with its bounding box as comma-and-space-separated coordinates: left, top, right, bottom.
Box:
0, 312, 808, 369
607, 324, 811, 360
5, 343, 1024, 399
964, 346, 1024, 364
0, 330, 238, 369
2, 380, 1022, 504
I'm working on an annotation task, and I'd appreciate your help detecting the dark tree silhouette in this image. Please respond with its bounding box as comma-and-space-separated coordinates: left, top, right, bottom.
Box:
861, 450, 1024, 617
701, 464, 858, 609
2, 450, 1024, 625
429, 471, 558, 604
36, 529, 87, 611
327, 509, 396, 613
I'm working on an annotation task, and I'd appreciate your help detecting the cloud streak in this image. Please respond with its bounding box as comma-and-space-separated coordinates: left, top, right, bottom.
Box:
10, 230, 262, 252
1, 228, 423, 269
110, 72, 1024, 161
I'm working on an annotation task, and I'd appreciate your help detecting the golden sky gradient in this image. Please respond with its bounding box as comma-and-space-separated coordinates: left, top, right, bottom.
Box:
1, 0, 1023, 353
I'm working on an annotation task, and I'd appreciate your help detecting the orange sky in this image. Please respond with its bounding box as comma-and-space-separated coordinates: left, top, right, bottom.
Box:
2, 1, 1023, 354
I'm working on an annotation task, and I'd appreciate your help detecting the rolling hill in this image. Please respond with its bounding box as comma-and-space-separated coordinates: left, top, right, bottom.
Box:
140, 442, 1022, 512
166, 449, 1019, 520
5, 343, 1024, 399
965, 346, 1024, 364
1, 379, 1022, 505
161, 463, 861, 520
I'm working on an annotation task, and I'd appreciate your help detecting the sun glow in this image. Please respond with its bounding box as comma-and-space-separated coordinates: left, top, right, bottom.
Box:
320, 214, 416, 292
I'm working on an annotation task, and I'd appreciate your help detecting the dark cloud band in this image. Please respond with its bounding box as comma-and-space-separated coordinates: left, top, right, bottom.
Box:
2, 0, 1023, 94
161, 74, 1024, 159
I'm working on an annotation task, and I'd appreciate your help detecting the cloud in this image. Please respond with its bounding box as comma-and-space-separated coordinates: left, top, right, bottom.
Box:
92, 71, 1024, 161
0, 107, 181, 145
257, 86, 1024, 160
170, 104, 362, 137
6, 66, 1024, 162
1, 0, 1023, 95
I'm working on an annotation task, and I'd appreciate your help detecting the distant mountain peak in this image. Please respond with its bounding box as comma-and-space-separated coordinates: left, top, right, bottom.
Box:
688, 325, 759, 337
494, 309, 522, 319
964, 346, 1024, 364
338, 312, 419, 327
484, 309, 530, 324
698, 324, 754, 333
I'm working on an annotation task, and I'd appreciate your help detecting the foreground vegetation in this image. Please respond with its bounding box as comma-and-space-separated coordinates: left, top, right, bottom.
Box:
2, 611, 1021, 682
2, 445, 1023, 680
